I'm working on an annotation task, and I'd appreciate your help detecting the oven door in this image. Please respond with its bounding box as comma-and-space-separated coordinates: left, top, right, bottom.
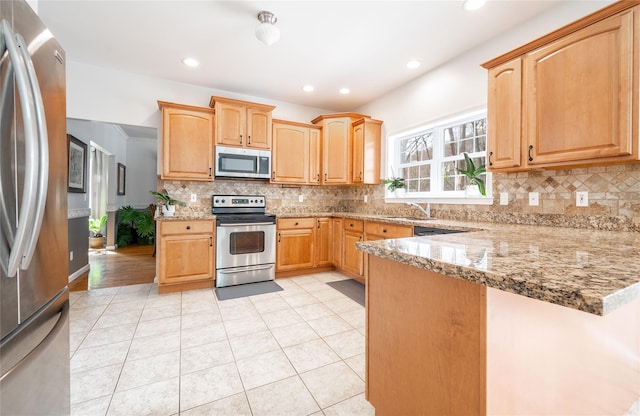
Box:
216, 222, 276, 270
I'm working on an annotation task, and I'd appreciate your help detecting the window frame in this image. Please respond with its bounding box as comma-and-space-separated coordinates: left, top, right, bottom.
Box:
385, 108, 492, 205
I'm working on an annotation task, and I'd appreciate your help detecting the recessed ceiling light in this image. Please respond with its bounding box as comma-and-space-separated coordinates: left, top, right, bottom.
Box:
181, 57, 199, 67
339, 88, 350, 95
302, 85, 314, 92
406, 60, 421, 69
463, 0, 486, 11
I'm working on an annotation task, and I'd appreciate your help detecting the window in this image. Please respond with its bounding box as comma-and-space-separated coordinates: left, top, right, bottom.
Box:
388, 110, 490, 201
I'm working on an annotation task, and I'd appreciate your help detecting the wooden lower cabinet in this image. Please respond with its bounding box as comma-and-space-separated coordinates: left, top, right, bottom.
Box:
276, 218, 315, 272
332, 218, 343, 269
363, 222, 413, 279
342, 220, 364, 282
157, 220, 215, 293
315, 218, 332, 267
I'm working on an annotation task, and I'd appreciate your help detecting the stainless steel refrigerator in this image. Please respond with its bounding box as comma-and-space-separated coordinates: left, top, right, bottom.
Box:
0, 0, 69, 414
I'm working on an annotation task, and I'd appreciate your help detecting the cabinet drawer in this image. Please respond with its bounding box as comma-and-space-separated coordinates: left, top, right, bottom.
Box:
160, 220, 214, 235
277, 218, 315, 230
343, 219, 364, 232
365, 222, 413, 239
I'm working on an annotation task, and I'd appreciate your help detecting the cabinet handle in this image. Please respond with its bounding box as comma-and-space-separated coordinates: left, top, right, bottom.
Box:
186, 226, 191, 230
359, 172, 363, 180
350, 223, 354, 227
294, 222, 299, 226
324, 173, 327, 181
209, 167, 212, 177
209, 237, 213, 247
278, 232, 281, 243
240, 134, 243, 144
317, 219, 320, 229
382, 229, 387, 233
488, 152, 493, 167
359, 235, 363, 241
248, 135, 251, 145
528, 145, 533, 162
272, 171, 275, 180
316, 173, 320, 182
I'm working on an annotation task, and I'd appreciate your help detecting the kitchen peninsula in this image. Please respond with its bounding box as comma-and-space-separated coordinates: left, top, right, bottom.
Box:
357, 222, 640, 415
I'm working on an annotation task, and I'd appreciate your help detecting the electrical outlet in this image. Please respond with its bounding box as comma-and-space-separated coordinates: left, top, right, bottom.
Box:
298, 194, 304, 203
364, 195, 369, 203
576, 191, 588, 207
69, 251, 73, 261
529, 192, 539, 206
499, 192, 508, 206
190, 193, 197, 203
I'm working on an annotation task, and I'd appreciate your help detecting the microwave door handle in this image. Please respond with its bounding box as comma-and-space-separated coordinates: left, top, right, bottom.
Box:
16, 32, 49, 270
1, 20, 40, 278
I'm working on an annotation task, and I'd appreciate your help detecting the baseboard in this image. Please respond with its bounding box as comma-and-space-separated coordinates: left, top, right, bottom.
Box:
68, 264, 90, 283
106, 245, 116, 250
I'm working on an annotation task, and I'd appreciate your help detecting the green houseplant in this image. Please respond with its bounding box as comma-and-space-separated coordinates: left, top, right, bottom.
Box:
88, 215, 107, 249
116, 205, 155, 247
150, 189, 186, 217
456, 153, 487, 196
383, 177, 406, 193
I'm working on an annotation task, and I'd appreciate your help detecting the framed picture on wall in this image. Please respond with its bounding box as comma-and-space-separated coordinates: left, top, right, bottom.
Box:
117, 163, 126, 195
67, 134, 87, 193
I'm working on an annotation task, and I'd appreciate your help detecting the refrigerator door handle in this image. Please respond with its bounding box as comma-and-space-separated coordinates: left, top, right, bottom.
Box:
0, 20, 40, 278
15, 32, 48, 270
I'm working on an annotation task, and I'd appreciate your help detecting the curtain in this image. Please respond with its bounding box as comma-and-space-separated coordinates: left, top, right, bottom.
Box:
89, 147, 109, 225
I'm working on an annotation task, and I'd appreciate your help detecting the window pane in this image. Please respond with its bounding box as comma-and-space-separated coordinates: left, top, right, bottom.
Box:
476, 135, 486, 152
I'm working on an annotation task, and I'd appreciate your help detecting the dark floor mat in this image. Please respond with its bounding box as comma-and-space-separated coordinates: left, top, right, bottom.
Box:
326, 279, 365, 307
215, 281, 283, 301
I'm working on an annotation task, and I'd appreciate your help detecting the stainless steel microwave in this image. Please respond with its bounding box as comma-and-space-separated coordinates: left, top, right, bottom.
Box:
215, 146, 271, 179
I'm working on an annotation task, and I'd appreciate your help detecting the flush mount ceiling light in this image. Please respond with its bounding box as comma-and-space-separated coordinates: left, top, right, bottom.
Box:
181, 57, 199, 67
463, 0, 486, 11
255, 11, 280, 46
302, 85, 314, 92
339, 88, 351, 95
406, 60, 421, 69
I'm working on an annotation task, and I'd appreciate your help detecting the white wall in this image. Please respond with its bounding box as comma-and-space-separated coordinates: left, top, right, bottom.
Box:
126, 138, 157, 208
66, 62, 334, 129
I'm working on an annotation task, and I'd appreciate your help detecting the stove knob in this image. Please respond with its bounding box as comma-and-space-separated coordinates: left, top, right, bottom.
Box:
221, 199, 225, 204
214, 199, 219, 204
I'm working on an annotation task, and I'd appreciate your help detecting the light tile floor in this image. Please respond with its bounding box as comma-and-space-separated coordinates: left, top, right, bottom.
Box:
69, 272, 375, 416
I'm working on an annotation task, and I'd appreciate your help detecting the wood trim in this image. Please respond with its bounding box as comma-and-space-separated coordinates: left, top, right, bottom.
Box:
158, 279, 214, 294
311, 112, 371, 124
272, 118, 321, 129
275, 265, 335, 279
157, 100, 214, 113
209, 95, 275, 111
352, 118, 383, 127
482, 1, 640, 68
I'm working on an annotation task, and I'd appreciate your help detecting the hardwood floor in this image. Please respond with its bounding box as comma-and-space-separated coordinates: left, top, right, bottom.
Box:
69, 244, 156, 292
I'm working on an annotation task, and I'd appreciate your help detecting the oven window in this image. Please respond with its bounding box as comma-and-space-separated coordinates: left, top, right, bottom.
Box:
229, 231, 265, 254
220, 154, 257, 173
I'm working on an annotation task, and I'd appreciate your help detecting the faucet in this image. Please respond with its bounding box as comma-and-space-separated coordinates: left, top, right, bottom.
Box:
406, 202, 431, 218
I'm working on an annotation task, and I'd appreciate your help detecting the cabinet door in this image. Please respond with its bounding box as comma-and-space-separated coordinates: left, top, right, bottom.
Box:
332, 218, 343, 268
158, 233, 214, 285
315, 218, 332, 267
525, 10, 634, 165
309, 128, 322, 184
216, 102, 245, 146
272, 123, 309, 183
487, 58, 522, 171
352, 123, 364, 183
343, 230, 363, 276
276, 228, 315, 271
323, 118, 350, 184
161, 107, 213, 181
247, 108, 272, 149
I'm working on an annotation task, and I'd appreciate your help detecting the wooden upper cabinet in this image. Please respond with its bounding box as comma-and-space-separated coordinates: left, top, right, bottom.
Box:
158, 101, 214, 181
210, 96, 275, 149
271, 120, 321, 185
483, 2, 640, 171
526, 10, 634, 165
486, 58, 522, 171
352, 118, 382, 184
312, 113, 369, 184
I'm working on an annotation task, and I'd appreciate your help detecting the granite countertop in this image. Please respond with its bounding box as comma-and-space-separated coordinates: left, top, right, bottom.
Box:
357, 221, 640, 316
155, 214, 216, 221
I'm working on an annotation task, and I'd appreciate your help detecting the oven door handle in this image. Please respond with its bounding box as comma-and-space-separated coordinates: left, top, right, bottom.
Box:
218, 222, 275, 227
218, 264, 274, 274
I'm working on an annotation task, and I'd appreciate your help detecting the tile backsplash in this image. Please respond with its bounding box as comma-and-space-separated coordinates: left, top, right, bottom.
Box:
160, 163, 640, 232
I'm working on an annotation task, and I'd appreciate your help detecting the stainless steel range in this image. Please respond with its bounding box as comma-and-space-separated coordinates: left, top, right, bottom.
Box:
212, 195, 276, 288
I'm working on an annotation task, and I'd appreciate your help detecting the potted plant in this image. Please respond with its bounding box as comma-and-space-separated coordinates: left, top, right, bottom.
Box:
383, 177, 406, 197
456, 153, 487, 196
150, 189, 186, 217
88, 215, 107, 249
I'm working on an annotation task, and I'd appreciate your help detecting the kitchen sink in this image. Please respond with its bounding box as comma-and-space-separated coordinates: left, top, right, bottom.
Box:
380, 216, 435, 221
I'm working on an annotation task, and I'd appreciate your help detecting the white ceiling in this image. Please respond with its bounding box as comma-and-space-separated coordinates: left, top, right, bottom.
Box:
38, 0, 568, 117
